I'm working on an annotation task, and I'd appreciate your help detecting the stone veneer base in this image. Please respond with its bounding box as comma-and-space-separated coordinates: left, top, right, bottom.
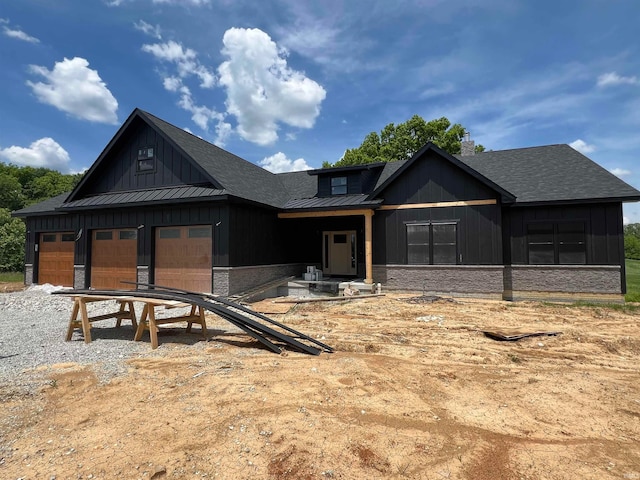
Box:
213, 263, 307, 297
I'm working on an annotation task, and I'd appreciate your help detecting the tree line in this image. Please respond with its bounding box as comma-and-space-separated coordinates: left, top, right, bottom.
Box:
0, 164, 83, 272
625, 224, 640, 260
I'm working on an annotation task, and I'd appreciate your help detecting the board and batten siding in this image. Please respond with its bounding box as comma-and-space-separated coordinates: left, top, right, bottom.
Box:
504, 203, 624, 265
372, 151, 503, 265
75, 119, 211, 197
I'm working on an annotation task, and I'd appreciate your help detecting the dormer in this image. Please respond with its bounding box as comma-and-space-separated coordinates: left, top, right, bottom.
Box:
308, 162, 386, 198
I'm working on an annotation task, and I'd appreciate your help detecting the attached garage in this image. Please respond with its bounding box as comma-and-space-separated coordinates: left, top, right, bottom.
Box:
155, 225, 212, 292
90, 229, 138, 290
38, 232, 75, 286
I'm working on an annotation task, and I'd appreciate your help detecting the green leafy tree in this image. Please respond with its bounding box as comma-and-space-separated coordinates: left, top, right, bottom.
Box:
625, 223, 640, 260
24, 170, 76, 204
0, 173, 26, 210
328, 115, 485, 167
0, 208, 26, 272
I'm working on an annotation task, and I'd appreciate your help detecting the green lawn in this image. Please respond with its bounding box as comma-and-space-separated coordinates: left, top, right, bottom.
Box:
626, 259, 640, 302
0, 271, 23, 283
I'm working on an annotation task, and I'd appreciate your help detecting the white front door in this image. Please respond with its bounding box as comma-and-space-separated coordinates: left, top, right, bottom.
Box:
323, 231, 357, 276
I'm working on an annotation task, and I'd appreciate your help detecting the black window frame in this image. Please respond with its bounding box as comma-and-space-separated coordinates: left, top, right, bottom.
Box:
330, 176, 347, 195
137, 146, 156, 173
526, 221, 586, 265
406, 222, 458, 265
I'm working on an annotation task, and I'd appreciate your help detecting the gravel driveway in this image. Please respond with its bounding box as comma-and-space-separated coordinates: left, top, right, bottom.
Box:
0, 285, 205, 392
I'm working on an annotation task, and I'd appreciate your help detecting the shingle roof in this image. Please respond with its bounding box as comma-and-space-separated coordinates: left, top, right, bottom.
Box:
139, 110, 289, 208
457, 144, 640, 204
277, 170, 316, 200
12, 192, 69, 217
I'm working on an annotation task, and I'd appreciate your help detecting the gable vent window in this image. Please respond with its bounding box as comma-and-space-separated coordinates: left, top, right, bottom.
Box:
331, 176, 347, 195
527, 222, 586, 265
137, 147, 155, 172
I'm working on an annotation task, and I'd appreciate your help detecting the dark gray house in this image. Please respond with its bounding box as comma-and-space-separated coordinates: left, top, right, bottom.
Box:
13, 108, 640, 301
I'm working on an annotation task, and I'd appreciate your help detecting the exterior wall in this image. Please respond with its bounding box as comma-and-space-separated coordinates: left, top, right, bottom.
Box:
373, 264, 504, 297
213, 263, 305, 296
73, 265, 85, 290
504, 265, 622, 296
25, 264, 34, 286
76, 118, 210, 197
137, 266, 149, 289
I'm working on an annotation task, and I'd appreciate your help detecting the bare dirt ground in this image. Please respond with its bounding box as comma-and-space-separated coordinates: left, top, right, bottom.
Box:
2, 294, 640, 479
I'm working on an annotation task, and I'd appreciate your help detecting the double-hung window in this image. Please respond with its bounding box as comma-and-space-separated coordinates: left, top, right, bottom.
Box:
527, 222, 586, 264
407, 222, 457, 265
330, 176, 347, 195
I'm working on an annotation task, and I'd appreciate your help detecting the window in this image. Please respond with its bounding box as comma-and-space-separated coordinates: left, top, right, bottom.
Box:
527, 222, 586, 265
119, 230, 137, 240
331, 176, 347, 195
42, 234, 57, 242
95, 231, 113, 241
188, 226, 211, 238
407, 223, 457, 265
137, 146, 155, 172
61, 233, 76, 242
159, 228, 181, 239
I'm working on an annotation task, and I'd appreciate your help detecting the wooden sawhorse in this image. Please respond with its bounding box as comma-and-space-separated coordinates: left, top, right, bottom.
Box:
133, 301, 207, 349
66, 295, 138, 343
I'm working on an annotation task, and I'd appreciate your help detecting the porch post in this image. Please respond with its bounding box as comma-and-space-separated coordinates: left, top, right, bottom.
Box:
364, 210, 373, 284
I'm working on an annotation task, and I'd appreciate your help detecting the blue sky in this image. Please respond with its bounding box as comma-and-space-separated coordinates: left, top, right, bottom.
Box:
1, 0, 639, 222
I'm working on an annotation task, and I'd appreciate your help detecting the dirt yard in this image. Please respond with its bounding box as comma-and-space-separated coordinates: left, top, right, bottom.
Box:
2, 294, 640, 479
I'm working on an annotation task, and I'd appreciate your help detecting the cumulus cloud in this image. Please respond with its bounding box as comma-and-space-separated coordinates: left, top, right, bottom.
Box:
175, 85, 231, 146
624, 216, 630, 226
610, 167, 632, 177
134, 20, 161, 39
597, 72, 639, 88
142, 40, 215, 88
218, 27, 326, 145
0, 138, 71, 171
259, 152, 311, 173
26, 57, 119, 124
569, 139, 596, 154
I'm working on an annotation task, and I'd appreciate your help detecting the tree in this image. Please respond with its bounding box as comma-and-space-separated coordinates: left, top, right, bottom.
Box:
625, 223, 640, 260
0, 173, 26, 211
327, 115, 485, 167
0, 208, 26, 272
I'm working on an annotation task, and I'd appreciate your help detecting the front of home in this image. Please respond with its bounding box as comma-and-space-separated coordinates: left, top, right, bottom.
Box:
13, 108, 640, 301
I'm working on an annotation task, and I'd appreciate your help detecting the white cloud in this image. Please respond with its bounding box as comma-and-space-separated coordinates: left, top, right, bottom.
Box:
569, 139, 596, 154
133, 20, 161, 39
624, 216, 630, 225
2, 25, 40, 43
142, 40, 215, 88
259, 152, 311, 173
218, 28, 326, 145
0, 138, 71, 171
610, 167, 632, 177
176, 85, 230, 146
26, 57, 118, 124
597, 72, 639, 88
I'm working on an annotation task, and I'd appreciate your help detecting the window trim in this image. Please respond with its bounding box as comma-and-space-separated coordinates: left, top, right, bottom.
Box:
406, 221, 458, 265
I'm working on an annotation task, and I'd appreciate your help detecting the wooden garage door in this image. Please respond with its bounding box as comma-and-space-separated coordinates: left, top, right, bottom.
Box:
91, 229, 138, 290
155, 225, 212, 292
38, 232, 75, 287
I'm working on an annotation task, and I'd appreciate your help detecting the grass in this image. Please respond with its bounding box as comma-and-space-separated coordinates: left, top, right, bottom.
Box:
0, 271, 23, 283
626, 258, 640, 303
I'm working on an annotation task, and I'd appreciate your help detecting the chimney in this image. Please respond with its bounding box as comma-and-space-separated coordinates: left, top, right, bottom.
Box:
461, 132, 475, 156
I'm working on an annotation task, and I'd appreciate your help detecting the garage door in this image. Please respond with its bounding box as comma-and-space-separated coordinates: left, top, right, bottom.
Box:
38, 232, 75, 286
155, 225, 212, 292
91, 229, 138, 290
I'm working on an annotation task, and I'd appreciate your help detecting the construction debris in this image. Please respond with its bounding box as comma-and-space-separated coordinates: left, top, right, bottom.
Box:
54, 283, 333, 356
481, 330, 561, 341
403, 295, 457, 304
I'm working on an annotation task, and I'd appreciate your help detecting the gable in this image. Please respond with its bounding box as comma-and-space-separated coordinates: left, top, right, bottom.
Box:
72, 116, 214, 199
376, 148, 505, 205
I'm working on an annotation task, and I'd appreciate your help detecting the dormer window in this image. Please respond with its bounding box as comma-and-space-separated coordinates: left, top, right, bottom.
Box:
137, 147, 155, 172
331, 176, 347, 195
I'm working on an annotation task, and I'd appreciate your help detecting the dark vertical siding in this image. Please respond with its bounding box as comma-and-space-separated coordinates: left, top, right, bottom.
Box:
77, 119, 210, 197
228, 204, 283, 266
372, 204, 502, 265
504, 203, 624, 265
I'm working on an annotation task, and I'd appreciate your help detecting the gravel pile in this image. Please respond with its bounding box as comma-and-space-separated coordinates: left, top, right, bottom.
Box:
0, 285, 205, 392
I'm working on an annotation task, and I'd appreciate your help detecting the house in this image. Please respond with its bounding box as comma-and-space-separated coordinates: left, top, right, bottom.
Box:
13, 108, 640, 302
